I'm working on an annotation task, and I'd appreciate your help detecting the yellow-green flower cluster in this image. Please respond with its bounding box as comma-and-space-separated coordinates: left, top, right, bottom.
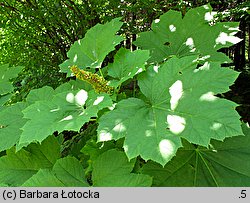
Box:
70, 65, 113, 94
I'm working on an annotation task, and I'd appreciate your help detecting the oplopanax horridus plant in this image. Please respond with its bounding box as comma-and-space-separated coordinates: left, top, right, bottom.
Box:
97, 56, 242, 166
0, 4, 247, 187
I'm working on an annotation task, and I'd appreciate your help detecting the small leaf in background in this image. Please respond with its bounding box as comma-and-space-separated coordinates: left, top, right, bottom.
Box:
60, 18, 124, 76
0, 136, 60, 186
81, 138, 117, 173
0, 94, 11, 107
141, 123, 250, 186
0, 64, 24, 95
23, 156, 89, 187
25, 86, 54, 104
92, 149, 152, 186
0, 103, 28, 151
81, 139, 116, 162
98, 56, 242, 166
134, 5, 241, 63
107, 48, 150, 88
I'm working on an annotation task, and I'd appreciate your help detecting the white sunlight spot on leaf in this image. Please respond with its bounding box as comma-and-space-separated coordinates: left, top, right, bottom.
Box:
167, 115, 186, 134
113, 120, 126, 132
128, 72, 132, 76
99, 130, 113, 141
92, 50, 97, 58
159, 139, 175, 160
190, 48, 196, 53
169, 80, 183, 111
73, 54, 78, 63
154, 19, 160, 23
50, 108, 60, 112
185, 38, 194, 47
185, 37, 196, 52
228, 27, 239, 36
79, 111, 85, 116
123, 144, 128, 153
210, 122, 222, 130
145, 130, 153, 137
224, 25, 239, 31
75, 89, 88, 106
59, 115, 73, 122
192, 55, 211, 63
204, 11, 216, 21
77, 39, 81, 45
37, 108, 41, 112
169, 24, 176, 32
194, 61, 210, 73
108, 103, 116, 111
153, 65, 159, 73
203, 5, 210, 9
135, 67, 143, 75
193, 55, 211, 63
93, 96, 104, 106
66, 93, 74, 103
199, 91, 217, 102
91, 60, 99, 68
201, 61, 210, 70
215, 32, 242, 45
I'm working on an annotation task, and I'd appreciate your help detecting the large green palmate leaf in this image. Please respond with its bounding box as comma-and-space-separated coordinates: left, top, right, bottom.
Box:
92, 149, 152, 186
0, 102, 28, 151
0, 136, 60, 186
0, 64, 23, 95
22, 157, 89, 186
60, 18, 124, 76
0, 87, 56, 151
19, 85, 112, 148
134, 5, 241, 63
107, 48, 150, 88
1, 81, 95, 151
97, 56, 242, 166
141, 123, 250, 186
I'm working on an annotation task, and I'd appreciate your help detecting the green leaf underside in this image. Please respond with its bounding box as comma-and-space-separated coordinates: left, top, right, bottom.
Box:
134, 5, 241, 63
60, 18, 124, 76
0, 136, 60, 186
92, 149, 152, 186
142, 124, 250, 186
108, 48, 150, 87
97, 56, 242, 166
19, 85, 112, 148
0, 103, 28, 151
23, 157, 88, 187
